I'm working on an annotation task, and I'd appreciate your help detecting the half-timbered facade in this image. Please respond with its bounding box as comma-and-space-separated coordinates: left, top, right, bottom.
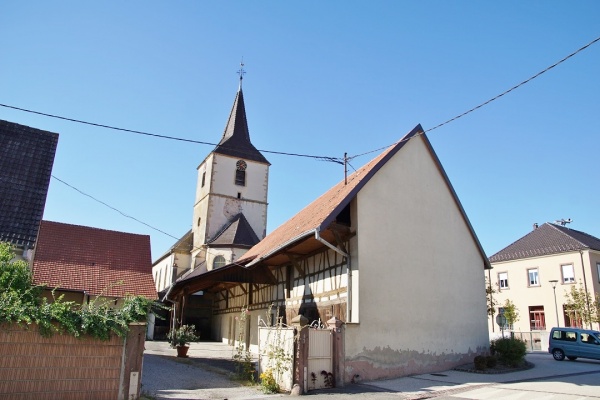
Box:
170, 124, 491, 382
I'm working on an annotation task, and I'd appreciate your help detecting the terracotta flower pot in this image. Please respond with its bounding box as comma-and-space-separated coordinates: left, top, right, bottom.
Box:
176, 345, 189, 358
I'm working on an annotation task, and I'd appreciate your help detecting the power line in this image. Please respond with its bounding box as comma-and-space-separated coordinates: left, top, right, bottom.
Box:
52, 175, 259, 258
51, 175, 180, 241
348, 34, 600, 162
0, 103, 343, 164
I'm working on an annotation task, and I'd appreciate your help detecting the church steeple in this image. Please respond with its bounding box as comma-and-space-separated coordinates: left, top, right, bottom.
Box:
213, 67, 270, 164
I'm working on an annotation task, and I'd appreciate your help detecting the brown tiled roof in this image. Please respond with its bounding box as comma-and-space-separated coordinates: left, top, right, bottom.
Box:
0, 120, 58, 248
32, 221, 157, 298
489, 223, 600, 263
240, 125, 425, 265
208, 213, 260, 248
213, 88, 270, 164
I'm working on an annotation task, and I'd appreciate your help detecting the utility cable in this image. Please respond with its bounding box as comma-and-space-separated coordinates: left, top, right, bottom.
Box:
348, 34, 600, 162
0, 103, 343, 164
52, 175, 180, 241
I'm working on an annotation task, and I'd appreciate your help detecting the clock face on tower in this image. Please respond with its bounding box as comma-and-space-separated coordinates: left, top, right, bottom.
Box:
236, 160, 247, 171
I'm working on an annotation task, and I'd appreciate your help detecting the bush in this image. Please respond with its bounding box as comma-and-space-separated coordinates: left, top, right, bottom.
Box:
485, 355, 497, 368
473, 355, 487, 370
490, 338, 527, 367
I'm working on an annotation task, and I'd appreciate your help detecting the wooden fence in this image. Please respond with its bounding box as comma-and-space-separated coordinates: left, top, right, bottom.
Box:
0, 323, 146, 400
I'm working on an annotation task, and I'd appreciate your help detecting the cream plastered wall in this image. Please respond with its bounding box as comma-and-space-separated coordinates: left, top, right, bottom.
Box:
193, 153, 268, 253
345, 136, 489, 381
488, 249, 600, 333
152, 252, 192, 291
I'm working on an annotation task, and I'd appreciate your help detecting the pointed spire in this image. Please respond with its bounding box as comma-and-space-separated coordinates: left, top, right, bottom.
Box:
213, 64, 270, 164
237, 59, 245, 90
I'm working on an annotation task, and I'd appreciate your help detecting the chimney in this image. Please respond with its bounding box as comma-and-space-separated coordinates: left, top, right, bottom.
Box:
533, 223, 538, 230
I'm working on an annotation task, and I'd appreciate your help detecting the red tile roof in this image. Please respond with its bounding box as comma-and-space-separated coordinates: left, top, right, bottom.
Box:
32, 221, 157, 298
240, 125, 423, 265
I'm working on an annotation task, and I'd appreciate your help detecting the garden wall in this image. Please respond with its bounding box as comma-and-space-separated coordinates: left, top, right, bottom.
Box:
0, 322, 146, 400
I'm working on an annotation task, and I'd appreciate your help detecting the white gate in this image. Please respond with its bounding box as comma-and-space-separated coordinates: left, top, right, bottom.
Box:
258, 326, 295, 391
307, 329, 333, 390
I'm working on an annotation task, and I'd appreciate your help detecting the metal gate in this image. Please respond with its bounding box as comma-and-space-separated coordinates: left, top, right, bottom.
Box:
307, 329, 333, 390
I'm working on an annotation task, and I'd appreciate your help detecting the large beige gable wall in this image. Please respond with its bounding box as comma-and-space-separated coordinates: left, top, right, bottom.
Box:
345, 136, 488, 380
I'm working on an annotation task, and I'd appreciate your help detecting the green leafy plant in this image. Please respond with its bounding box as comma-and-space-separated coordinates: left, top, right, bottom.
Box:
485, 355, 497, 368
473, 355, 487, 370
167, 324, 200, 347
490, 337, 527, 367
259, 368, 278, 393
502, 299, 520, 329
233, 306, 255, 382
0, 241, 159, 340
485, 277, 498, 317
259, 304, 293, 392
564, 282, 600, 328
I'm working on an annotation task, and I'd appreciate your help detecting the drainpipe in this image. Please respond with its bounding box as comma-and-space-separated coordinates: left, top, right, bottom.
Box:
314, 229, 352, 322
579, 250, 593, 329
163, 285, 177, 333
488, 269, 494, 333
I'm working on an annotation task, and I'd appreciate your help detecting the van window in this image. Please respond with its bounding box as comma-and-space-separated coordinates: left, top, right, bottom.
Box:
566, 332, 577, 342
581, 333, 600, 345
552, 330, 563, 340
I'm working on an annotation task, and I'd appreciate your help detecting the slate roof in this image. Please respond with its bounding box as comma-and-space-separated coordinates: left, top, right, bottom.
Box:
153, 229, 193, 264
0, 120, 58, 249
213, 88, 270, 164
489, 222, 600, 263
32, 221, 157, 298
208, 213, 260, 248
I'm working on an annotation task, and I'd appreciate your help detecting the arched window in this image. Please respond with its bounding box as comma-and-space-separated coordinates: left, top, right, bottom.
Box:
213, 255, 226, 269
235, 160, 247, 186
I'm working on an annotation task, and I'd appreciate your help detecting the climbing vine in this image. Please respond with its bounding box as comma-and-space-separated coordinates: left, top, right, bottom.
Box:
0, 242, 159, 340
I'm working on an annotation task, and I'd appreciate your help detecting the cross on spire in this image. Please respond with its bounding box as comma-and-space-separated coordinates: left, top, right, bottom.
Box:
237, 59, 245, 89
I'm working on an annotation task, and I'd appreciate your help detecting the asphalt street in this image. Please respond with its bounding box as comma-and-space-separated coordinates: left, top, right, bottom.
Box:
142, 341, 600, 400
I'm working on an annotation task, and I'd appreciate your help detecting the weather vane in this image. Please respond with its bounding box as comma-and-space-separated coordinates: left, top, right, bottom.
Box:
237, 59, 245, 88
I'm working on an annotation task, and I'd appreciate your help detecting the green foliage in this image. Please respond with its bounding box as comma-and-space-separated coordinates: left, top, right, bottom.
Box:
0, 241, 159, 340
473, 355, 487, 370
259, 369, 278, 393
233, 306, 255, 382
260, 304, 293, 393
490, 337, 527, 367
167, 324, 200, 348
485, 355, 497, 368
502, 299, 520, 328
485, 277, 498, 317
564, 283, 600, 327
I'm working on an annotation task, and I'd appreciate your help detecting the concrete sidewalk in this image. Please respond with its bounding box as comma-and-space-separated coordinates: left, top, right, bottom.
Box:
143, 342, 600, 399
354, 352, 600, 399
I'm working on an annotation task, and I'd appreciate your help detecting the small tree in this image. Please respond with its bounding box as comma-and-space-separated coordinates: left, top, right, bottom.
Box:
485, 277, 498, 318
564, 283, 600, 329
502, 299, 520, 329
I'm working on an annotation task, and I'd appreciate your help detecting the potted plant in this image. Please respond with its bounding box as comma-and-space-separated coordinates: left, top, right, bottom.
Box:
167, 324, 200, 357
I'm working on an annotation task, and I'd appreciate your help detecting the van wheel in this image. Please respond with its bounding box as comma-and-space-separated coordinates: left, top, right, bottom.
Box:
567, 356, 578, 361
552, 349, 565, 361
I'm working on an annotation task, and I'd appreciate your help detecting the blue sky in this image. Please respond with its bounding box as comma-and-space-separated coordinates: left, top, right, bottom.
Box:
1, 1, 599, 260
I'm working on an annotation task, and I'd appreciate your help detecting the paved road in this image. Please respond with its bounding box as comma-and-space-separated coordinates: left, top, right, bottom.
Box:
142, 341, 600, 400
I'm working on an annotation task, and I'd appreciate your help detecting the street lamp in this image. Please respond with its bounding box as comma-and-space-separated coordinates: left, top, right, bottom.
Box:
549, 280, 559, 327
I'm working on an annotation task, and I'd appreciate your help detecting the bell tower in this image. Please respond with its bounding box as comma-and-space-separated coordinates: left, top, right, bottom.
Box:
191, 66, 270, 272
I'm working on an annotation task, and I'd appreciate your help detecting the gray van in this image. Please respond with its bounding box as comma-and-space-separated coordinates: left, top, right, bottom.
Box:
548, 327, 600, 361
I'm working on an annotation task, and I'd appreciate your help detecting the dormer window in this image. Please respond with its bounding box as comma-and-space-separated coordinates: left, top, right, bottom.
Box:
235, 160, 247, 186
